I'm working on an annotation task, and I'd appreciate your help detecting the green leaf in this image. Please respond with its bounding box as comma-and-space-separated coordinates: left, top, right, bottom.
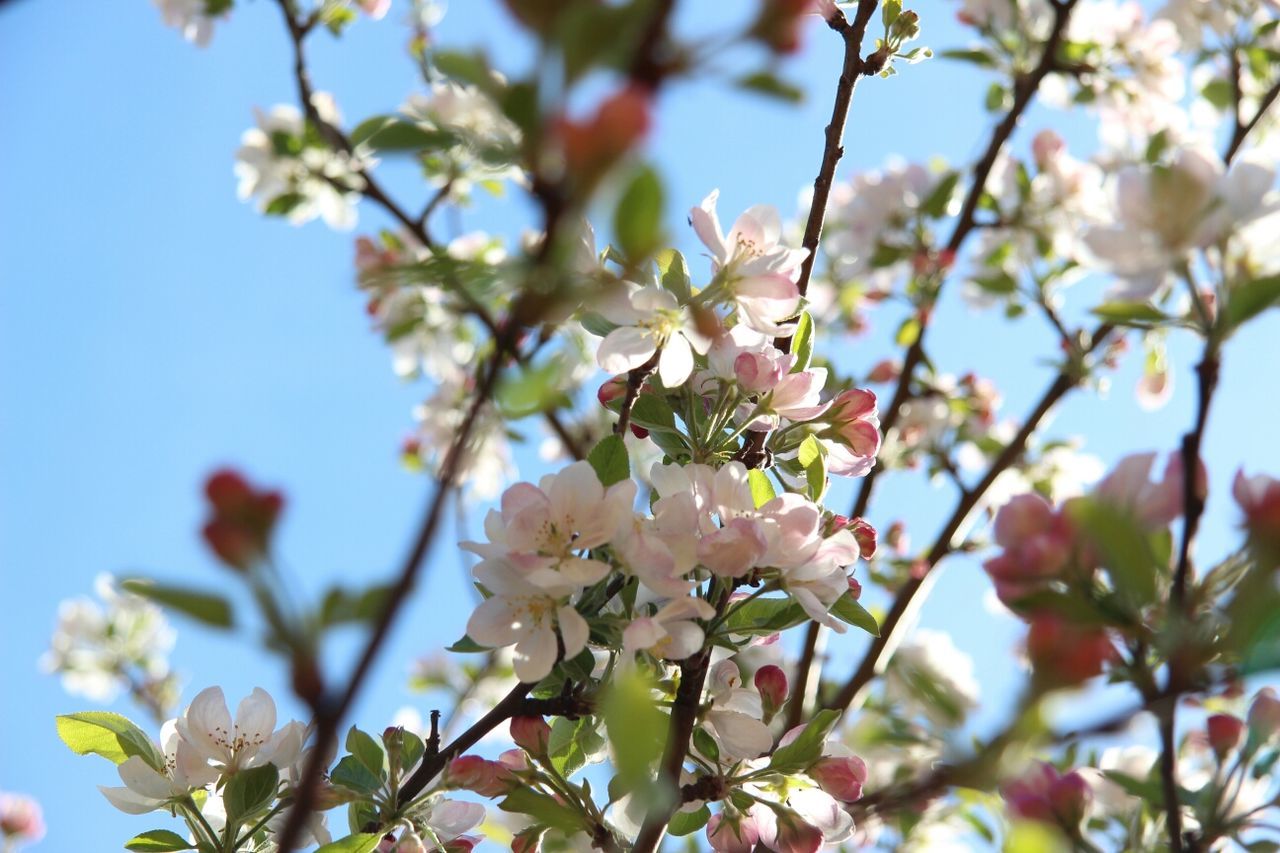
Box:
719, 597, 807, 637
125, 830, 195, 852
445, 634, 490, 653
797, 435, 827, 502
748, 469, 777, 508
383, 726, 425, 773
345, 727, 387, 781
1090, 301, 1170, 328
791, 311, 814, 373
498, 787, 584, 833
320, 584, 391, 627
628, 393, 678, 433
895, 316, 920, 346
735, 72, 804, 103
602, 670, 669, 789
56, 712, 164, 768
497, 358, 572, 419
938, 48, 996, 68
362, 120, 454, 153
1069, 498, 1158, 608
829, 592, 880, 636
692, 728, 720, 763
433, 50, 494, 90
667, 804, 711, 836
224, 763, 279, 823
588, 434, 630, 487
549, 715, 607, 778
984, 81, 1010, 112
1225, 275, 1280, 332
331, 755, 383, 794
614, 165, 664, 262
264, 192, 307, 217
315, 835, 383, 853
768, 709, 839, 773
120, 579, 233, 628
920, 172, 960, 219
656, 249, 692, 303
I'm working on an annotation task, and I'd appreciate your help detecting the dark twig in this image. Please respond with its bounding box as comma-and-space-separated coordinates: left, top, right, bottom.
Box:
615, 350, 661, 437
1225, 76, 1280, 164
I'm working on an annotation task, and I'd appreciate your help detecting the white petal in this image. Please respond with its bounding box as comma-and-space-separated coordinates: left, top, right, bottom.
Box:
657, 334, 694, 388
598, 327, 656, 375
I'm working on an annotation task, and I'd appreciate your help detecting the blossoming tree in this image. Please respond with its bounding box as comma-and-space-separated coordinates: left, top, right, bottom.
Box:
33, 0, 1280, 850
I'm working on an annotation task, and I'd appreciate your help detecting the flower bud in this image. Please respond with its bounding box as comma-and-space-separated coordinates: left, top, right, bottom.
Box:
770, 810, 824, 853
510, 715, 552, 757
1233, 470, 1280, 558
0, 793, 45, 841
1207, 713, 1245, 758
866, 359, 900, 384
597, 376, 628, 407
847, 517, 877, 558
201, 468, 284, 572
884, 520, 909, 554
809, 755, 868, 803
445, 755, 517, 797
1026, 615, 1114, 685
754, 665, 789, 719
1249, 688, 1280, 740
706, 809, 760, 853
735, 350, 784, 393
748, 0, 816, 54
558, 87, 651, 189
1048, 770, 1091, 827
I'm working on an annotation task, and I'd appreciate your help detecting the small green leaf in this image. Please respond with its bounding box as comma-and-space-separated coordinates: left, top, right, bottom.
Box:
1090, 301, 1170, 328
628, 393, 678, 433
692, 728, 720, 763
446, 634, 490, 653
120, 579, 233, 629
895, 317, 920, 346
938, 48, 996, 68
735, 72, 804, 103
829, 592, 879, 636
125, 830, 195, 852
331, 755, 382, 795
747, 469, 777, 508
797, 435, 827, 502
224, 763, 279, 823
667, 804, 711, 836
498, 787, 584, 833
315, 835, 383, 853
345, 727, 387, 780
768, 709, 839, 773
1069, 498, 1158, 608
56, 712, 164, 769
920, 172, 960, 219
614, 165, 664, 263
656, 249, 693, 303
433, 50, 494, 90
497, 358, 572, 419
719, 597, 807, 637
588, 434, 630, 487
791, 311, 814, 373
549, 715, 608, 778
320, 585, 391, 627
1225, 275, 1280, 332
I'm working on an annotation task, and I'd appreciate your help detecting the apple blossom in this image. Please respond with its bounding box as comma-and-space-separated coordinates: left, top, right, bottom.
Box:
1002, 763, 1093, 830
595, 284, 711, 387
1026, 614, 1115, 685
152, 0, 226, 46
692, 190, 808, 281
808, 755, 868, 803
510, 715, 552, 756
707, 809, 761, 853
99, 719, 219, 814
754, 664, 789, 718
175, 686, 298, 774
1233, 469, 1280, 552
444, 755, 519, 797
623, 596, 715, 660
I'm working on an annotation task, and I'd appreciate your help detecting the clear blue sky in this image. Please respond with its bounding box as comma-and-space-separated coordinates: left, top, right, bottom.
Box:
3, 0, 1278, 848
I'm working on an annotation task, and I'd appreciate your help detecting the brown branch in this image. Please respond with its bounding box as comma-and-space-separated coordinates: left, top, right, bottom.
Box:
615, 350, 661, 437
825, 323, 1114, 713
1225, 76, 1280, 164
632, 583, 734, 853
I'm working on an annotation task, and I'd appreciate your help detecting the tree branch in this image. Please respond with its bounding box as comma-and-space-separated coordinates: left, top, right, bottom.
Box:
825, 322, 1114, 713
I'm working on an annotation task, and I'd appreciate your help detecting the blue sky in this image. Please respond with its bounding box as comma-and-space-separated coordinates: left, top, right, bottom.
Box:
3, 0, 1279, 848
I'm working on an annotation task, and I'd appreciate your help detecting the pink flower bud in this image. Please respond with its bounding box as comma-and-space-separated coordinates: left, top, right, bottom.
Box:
1234, 470, 1280, 556
1026, 615, 1113, 685
1207, 714, 1245, 757
201, 468, 284, 572
510, 715, 552, 756
754, 665, 789, 716
866, 359, 900, 384
445, 755, 517, 798
1032, 129, 1066, 171
1249, 688, 1280, 740
847, 517, 877, 558
884, 521, 909, 554
706, 810, 760, 853
1048, 770, 1091, 827
597, 376, 628, 407
394, 829, 428, 853
0, 793, 45, 841
735, 350, 784, 393
498, 748, 530, 771
809, 755, 868, 803
769, 811, 824, 853
847, 576, 863, 599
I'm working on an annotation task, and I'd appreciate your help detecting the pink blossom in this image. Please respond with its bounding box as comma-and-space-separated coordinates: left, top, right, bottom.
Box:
0, 792, 45, 842
734, 348, 786, 393
510, 716, 552, 756
1026, 614, 1114, 685
691, 190, 808, 280
622, 596, 715, 660
1233, 470, 1280, 551
357, 0, 391, 19
1094, 451, 1187, 530
445, 756, 518, 798
698, 517, 769, 577
808, 755, 868, 802
1250, 688, 1280, 740
983, 494, 1073, 605
754, 665, 789, 717
1207, 714, 1245, 757
1003, 763, 1092, 829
